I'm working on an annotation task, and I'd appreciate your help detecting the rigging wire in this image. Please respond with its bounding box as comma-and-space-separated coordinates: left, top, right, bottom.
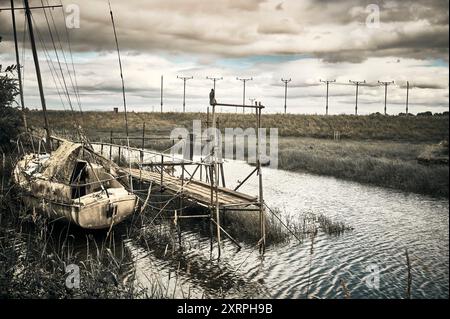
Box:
108, 2, 129, 137
39, 0, 75, 114
45, 0, 82, 114
31, 14, 68, 112
33, 14, 68, 110
109, 1, 133, 191
58, 0, 82, 113
34, 5, 90, 146
20, 13, 27, 104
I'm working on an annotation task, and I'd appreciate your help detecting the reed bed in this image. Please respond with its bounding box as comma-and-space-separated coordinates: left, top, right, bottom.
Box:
222, 207, 353, 246
28, 111, 449, 142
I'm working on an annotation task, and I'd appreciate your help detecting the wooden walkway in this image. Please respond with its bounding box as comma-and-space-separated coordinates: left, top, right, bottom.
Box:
128, 168, 258, 209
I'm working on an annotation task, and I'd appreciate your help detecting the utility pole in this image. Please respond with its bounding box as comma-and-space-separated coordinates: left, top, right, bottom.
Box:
206, 76, 223, 92
281, 78, 291, 114
177, 75, 193, 113
160, 75, 163, 113
236, 77, 252, 113
406, 81, 409, 115
378, 81, 394, 115
249, 98, 256, 106
207, 76, 222, 113
320, 79, 336, 115
349, 80, 366, 115
10, 0, 27, 130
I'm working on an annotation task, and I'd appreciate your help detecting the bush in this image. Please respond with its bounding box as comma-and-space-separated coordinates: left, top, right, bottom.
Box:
0, 65, 22, 151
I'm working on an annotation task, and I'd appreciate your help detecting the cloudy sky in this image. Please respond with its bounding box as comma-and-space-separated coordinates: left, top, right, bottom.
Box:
0, 0, 448, 114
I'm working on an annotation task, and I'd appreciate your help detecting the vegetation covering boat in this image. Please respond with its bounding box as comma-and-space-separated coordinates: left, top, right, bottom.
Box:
13, 139, 138, 229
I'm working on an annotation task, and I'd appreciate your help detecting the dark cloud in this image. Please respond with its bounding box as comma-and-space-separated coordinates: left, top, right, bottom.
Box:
0, 0, 448, 63
397, 81, 448, 89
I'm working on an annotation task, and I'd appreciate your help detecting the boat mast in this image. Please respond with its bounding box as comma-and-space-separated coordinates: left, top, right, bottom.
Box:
23, 0, 51, 149
10, 0, 27, 131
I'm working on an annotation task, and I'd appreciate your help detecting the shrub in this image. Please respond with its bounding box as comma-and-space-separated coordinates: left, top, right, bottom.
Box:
0, 65, 22, 151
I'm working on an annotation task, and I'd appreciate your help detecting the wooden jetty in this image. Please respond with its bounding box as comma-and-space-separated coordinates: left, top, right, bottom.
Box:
128, 168, 258, 208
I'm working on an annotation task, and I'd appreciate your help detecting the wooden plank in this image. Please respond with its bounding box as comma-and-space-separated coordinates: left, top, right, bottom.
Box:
128, 168, 257, 207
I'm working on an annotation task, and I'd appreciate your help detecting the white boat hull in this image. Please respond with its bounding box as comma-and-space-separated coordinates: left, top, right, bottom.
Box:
13, 146, 138, 230
22, 189, 138, 229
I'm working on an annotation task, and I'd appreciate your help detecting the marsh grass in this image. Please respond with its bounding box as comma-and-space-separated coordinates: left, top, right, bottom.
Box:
278, 137, 449, 197
221, 207, 353, 246
29, 111, 449, 142
112, 153, 130, 168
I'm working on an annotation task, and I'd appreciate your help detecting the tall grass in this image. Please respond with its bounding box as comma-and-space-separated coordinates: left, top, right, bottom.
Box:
221, 208, 353, 245
0, 194, 149, 298
28, 111, 449, 142
279, 144, 449, 197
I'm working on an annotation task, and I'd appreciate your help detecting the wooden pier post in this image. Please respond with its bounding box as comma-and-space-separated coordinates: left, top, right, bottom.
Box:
209, 163, 214, 253
109, 130, 113, 160
256, 105, 266, 253
211, 104, 221, 258
160, 154, 164, 190
141, 123, 145, 150
220, 162, 226, 187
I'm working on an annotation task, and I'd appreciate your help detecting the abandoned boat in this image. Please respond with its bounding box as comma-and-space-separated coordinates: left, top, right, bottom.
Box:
13, 139, 138, 229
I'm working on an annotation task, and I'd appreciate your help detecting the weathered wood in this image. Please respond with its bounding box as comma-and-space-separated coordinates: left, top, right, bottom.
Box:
234, 167, 258, 191
220, 162, 226, 187
127, 168, 257, 208
109, 131, 113, 160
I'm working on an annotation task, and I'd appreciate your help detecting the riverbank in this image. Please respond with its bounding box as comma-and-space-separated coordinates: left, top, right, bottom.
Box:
27, 111, 449, 197
278, 137, 449, 198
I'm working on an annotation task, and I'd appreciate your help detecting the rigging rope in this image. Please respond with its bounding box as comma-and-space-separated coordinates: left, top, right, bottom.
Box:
31, 14, 68, 112
109, 1, 133, 191
20, 14, 27, 103
45, 0, 82, 114
34, 5, 91, 148
39, 0, 75, 114
58, 0, 82, 113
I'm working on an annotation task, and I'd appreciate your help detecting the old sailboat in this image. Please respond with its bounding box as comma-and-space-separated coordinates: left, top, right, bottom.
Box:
14, 139, 138, 229
10, 0, 137, 229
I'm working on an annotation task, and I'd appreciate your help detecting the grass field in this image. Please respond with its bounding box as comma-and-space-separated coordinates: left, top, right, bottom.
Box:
27, 111, 449, 197
278, 137, 448, 197
27, 110, 449, 141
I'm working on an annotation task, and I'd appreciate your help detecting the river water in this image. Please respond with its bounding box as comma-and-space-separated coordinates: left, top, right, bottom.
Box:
91, 146, 449, 298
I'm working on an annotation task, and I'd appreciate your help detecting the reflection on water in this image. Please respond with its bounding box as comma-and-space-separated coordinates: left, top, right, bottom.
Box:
212, 159, 449, 298
89, 146, 450, 298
